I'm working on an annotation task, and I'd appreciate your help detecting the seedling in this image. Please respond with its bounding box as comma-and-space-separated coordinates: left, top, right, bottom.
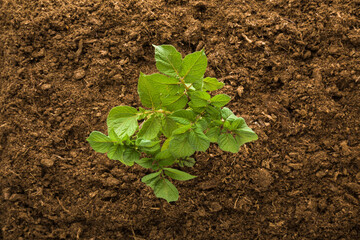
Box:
87, 45, 258, 202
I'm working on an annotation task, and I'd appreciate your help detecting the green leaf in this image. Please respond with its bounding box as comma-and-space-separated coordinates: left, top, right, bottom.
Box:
166, 84, 184, 96
144, 73, 181, 96
108, 129, 121, 142
161, 137, 172, 151
123, 148, 139, 166
188, 102, 206, 113
221, 107, 235, 120
178, 157, 196, 167
107, 106, 138, 138
138, 115, 161, 140
86, 131, 114, 153
142, 171, 162, 188
107, 144, 125, 161
140, 144, 161, 155
162, 117, 178, 138
138, 73, 182, 108
169, 132, 195, 158
192, 78, 203, 90
180, 50, 207, 83
234, 122, 258, 146
223, 120, 231, 129
183, 157, 196, 167
189, 91, 211, 107
158, 158, 176, 168
136, 158, 156, 169
195, 118, 209, 131
155, 149, 173, 160
161, 117, 177, 138
229, 117, 245, 130
116, 117, 138, 138
154, 179, 179, 202
164, 168, 197, 181
137, 139, 158, 147
205, 105, 222, 120
169, 109, 196, 124
217, 133, 239, 153
148, 73, 179, 85
206, 126, 221, 143
190, 91, 211, 101
171, 124, 192, 135
138, 73, 164, 109
211, 94, 231, 108
188, 128, 210, 152
171, 109, 196, 121
107, 106, 138, 119
137, 139, 161, 154
203, 77, 224, 91
161, 94, 188, 111
155, 150, 176, 167
153, 45, 182, 77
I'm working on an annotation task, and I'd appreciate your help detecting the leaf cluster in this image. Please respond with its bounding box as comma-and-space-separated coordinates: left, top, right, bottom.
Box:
87, 45, 258, 202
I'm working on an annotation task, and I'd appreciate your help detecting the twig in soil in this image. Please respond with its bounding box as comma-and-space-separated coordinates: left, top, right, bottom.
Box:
54, 155, 65, 160
241, 33, 253, 44
131, 227, 137, 240
75, 39, 83, 62
57, 197, 71, 213
234, 196, 240, 209
76, 227, 82, 239
148, 207, 160, 210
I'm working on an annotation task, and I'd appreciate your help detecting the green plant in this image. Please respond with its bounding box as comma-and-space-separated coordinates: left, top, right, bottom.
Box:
87, 45, 258, 202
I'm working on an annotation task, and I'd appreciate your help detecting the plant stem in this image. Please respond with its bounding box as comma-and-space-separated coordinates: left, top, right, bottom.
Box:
179, 77, 193, 91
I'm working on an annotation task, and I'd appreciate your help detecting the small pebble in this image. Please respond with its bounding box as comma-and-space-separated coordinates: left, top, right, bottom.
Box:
30, 132, 39, 137
105, 177, 120, 186
41, 158, 54, 167
69, 150, 77, 158
2, 188, 11, 200
74, 68, 86, 80
102, 190, 117, 198
32, 48, 45, 58
89, 191, 98, 198
236, 86, 244, 97
316, 170, 327, 178
41, 84, 52, 90
112, 74, 123, 81
251, 168, 274, 190
255, 41, 266, 47
209, 202, 222, 212
303, 50, 312, 59
312, 68, 322, 81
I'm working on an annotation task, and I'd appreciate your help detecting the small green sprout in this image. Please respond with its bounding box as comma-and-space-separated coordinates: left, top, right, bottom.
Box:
87, 45, 258, 202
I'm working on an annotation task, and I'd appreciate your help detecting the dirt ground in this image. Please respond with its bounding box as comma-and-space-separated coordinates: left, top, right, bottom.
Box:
1, 0, 359, 239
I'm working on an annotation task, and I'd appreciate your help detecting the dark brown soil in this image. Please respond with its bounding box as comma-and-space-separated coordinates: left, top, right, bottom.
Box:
1, 0, 359, 239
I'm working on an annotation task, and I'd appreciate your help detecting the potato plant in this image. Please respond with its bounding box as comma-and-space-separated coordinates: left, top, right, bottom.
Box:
87, 45, 258, 202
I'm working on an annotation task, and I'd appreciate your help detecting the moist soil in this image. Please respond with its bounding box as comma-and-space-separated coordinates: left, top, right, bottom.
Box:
1, 0, 359, 239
